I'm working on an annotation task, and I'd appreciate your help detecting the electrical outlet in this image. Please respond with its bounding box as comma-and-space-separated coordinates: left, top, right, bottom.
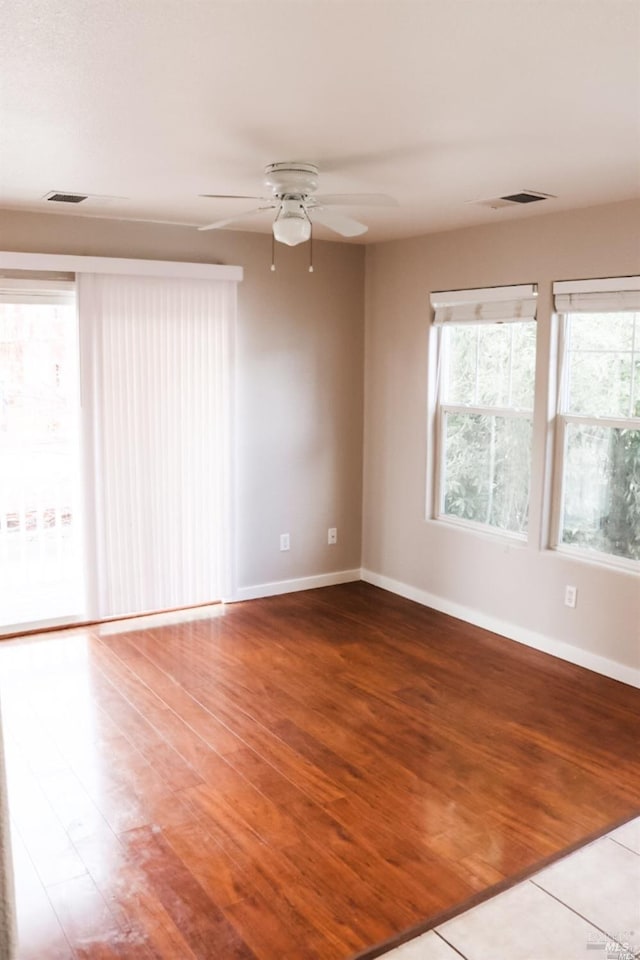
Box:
564, 585, 577, 608
280, 533, 290, 552
328, 527, 337, 545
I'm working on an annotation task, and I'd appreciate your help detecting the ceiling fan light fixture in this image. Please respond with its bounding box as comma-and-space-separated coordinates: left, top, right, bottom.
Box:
272, 201, 311, 246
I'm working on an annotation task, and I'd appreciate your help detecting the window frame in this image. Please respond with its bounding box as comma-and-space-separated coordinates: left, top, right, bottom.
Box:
434, 425, 534, 545
432, 308, 537, 541
550, 306, 640, 570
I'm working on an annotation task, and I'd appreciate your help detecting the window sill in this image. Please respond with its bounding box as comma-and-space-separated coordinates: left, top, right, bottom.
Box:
550, 543, 640, 576
428, 513, 528, 548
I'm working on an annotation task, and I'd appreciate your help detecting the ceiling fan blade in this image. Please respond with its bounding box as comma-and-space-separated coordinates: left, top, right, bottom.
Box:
309, 209, 368, 237
313, 193, 397, 207
199, 194, 268, 200
198, 206, 275, 232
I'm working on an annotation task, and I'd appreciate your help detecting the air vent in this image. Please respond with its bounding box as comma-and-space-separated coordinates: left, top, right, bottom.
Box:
44, 192, 88, 204
468, 190, 556, 211
501, 191, 548, 204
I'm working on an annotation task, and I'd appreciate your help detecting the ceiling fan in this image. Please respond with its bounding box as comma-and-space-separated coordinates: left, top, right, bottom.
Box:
198, 162, 397, 247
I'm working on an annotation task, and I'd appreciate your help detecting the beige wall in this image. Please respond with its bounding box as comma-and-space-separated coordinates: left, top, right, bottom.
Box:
0, 210, 365, 593
363, 199, 640, 673
3, 201, 639, 676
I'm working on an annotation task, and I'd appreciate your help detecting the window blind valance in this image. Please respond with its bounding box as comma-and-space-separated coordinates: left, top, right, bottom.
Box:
430, 283, 537, 325
0, 251, 243, 283
553, 277, 640, 314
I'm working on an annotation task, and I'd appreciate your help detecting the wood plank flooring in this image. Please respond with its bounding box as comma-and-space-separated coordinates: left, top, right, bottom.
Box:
2, 582, 640, 959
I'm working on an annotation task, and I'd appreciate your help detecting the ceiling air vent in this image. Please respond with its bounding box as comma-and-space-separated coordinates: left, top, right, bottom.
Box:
44, 191, 88, 204
501, 191, 549, 204
468, 190, 556, 211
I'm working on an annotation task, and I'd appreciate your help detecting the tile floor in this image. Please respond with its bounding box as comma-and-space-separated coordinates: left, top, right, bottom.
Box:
383, 817, 640, 960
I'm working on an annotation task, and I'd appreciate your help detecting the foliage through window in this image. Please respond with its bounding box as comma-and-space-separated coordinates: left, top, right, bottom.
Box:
556, 310, 640, 562
436, 319, 536, 536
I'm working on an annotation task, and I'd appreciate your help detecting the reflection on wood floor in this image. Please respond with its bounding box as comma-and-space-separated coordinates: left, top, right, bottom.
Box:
2, 582, 640, 960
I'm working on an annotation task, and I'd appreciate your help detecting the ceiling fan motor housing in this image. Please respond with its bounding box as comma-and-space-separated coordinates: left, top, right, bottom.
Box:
264, 162, 319, 200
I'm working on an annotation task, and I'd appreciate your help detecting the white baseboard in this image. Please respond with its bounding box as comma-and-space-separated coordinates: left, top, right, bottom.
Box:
229, 568, 361, 603
361, 568, 640, 689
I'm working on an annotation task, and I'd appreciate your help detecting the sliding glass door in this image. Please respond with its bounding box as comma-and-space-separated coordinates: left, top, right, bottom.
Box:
0, 266, 236, 632
0, 283, 85, 630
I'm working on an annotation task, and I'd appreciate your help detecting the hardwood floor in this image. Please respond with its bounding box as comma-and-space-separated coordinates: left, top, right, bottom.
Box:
2, 582, 640, 959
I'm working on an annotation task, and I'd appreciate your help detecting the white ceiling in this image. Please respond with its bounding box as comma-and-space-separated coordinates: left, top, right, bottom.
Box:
1, 0, 639, 244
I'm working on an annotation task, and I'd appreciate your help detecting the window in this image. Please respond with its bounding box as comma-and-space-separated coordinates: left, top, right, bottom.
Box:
553, 277, 640, 564
431, 285, 537, 537
0, 279, 85, 629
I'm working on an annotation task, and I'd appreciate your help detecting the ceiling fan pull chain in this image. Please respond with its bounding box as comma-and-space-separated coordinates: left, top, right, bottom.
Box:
271, 231, 276, 272
308, 219, 314, 273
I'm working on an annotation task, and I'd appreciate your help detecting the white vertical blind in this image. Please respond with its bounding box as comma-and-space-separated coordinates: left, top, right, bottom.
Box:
78, 273, 235, 619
